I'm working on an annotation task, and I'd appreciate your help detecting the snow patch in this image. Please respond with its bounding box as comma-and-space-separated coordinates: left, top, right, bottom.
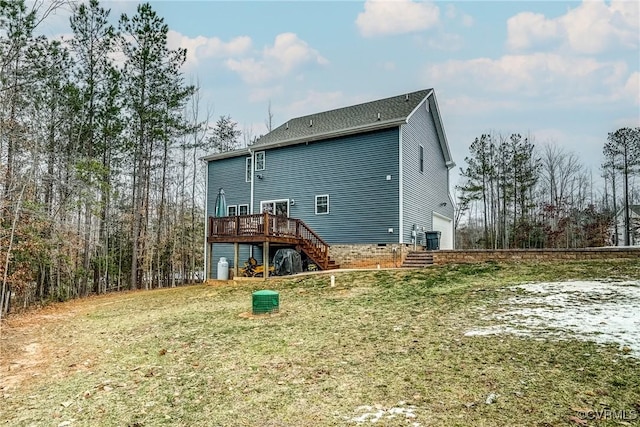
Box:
346, 402, 420, 425
465, 280, 640, 357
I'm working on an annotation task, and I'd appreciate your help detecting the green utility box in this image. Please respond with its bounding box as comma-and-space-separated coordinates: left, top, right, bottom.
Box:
252, 290, 280, 314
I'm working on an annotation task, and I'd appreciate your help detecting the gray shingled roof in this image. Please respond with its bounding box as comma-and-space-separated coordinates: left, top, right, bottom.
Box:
253, 89, 432, 146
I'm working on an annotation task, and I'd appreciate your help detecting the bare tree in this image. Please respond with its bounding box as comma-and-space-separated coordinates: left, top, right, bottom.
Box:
265, 100, 273, 133
604, 127, 640, 246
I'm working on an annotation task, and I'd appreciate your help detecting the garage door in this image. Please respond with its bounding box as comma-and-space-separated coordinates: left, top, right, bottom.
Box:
432, 213, 453, 249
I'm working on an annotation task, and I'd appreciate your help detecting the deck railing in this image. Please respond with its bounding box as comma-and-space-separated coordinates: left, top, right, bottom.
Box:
208, 212, 330, 269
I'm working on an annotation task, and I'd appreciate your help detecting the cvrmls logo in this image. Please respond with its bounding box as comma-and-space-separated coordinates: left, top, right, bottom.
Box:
574, 408, 638, 421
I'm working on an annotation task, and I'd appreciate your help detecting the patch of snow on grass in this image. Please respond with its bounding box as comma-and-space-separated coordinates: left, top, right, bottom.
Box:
347, 402, 420, 425
465, 280, 640, 357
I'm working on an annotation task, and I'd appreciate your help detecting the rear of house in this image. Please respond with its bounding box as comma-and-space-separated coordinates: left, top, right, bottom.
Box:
204, 89, 455, 278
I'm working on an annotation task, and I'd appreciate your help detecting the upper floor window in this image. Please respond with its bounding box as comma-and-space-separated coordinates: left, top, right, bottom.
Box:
245, 158, 252, 182
255, 151, 265, 171
227, 205, 238, 216
239, 204, 249, 215
315, 195, 329, 215
419, 145, 424, 173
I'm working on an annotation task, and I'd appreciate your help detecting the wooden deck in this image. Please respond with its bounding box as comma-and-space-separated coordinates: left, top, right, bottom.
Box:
207, 212, 338, 271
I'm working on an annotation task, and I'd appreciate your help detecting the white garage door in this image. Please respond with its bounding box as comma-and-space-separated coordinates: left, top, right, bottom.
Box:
432, 213, 453, 249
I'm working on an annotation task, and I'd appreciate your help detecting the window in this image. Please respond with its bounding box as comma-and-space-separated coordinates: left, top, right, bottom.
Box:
255, 151, 265, 171
227, 205, 238, 216
245, 157, 252, 182
315, 195, 329, 215
239, 204, 249, 215
419, 145, 424, 173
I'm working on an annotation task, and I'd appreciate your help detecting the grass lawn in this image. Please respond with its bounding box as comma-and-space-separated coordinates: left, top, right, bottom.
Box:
1, 260, 639, 426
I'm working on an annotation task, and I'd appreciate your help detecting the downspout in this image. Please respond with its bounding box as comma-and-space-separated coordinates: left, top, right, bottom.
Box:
248, 147, 254, 258
203, 159, 209, 282
248, 147, 254, 214
399, 126, 404, 244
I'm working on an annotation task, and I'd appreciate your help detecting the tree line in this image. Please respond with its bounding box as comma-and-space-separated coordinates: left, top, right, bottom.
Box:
0, 0, 244, 316
456, 128, 639, 249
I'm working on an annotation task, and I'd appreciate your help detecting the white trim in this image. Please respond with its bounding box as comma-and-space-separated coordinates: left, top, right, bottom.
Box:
260, 199, 290, 216
315, 194, 329, 215
245, 157, 252, 182
432, 211, 452, 221
399, 126, 404, 244
405, 90, 433, 123
249, 149, 255, 214
227, 205, 238, 216
239, 204, 249, 216
255, 151, 265, 171
427, 93, 455, 167
203, 161, 209, 281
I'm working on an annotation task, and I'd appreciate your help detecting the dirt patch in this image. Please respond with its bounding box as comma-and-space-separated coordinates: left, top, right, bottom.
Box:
465, 280, 640, 357
0, 294, 116, 392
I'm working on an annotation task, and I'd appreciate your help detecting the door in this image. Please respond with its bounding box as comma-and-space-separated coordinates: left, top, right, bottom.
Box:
432, 212, 453, 249
261, 199, 292, 236
261, 199, 289, 217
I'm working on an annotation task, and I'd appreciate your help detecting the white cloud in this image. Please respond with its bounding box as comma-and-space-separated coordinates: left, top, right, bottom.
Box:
356, 0, 439, 37
445, 4, 474, 27
507, 12, 560, 51
425, 53, 632, 103
225, 33, 327, 85
167, 31, 251, 69
507, 0, 639, 54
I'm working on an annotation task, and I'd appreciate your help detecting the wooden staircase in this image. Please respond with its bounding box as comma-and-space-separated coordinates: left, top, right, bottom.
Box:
295, 223, 340, 270
401, 251, 434, 268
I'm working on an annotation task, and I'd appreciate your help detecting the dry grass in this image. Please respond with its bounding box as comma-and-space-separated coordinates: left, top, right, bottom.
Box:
1, 260, 639, 426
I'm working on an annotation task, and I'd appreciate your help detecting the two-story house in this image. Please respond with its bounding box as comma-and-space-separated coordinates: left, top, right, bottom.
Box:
204, 89, 455, 278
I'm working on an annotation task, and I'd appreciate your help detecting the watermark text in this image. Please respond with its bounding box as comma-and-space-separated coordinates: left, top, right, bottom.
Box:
574, 408, 637, 421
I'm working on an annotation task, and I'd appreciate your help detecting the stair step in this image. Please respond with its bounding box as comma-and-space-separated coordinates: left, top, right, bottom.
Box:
401, 251, 434, 268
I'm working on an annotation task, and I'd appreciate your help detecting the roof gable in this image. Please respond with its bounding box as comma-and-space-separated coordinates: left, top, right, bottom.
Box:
253, 89, 432, 147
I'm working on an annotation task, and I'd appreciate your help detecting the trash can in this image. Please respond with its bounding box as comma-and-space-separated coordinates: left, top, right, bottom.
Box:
217, 257, 229, 280
425, 231, 441, 250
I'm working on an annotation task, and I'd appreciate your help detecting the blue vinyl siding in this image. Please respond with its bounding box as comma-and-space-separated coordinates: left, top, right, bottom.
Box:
207, 156, 255, 278
207, 157, 251, 217
251, 128, 399, 244
401, 99, 454, 242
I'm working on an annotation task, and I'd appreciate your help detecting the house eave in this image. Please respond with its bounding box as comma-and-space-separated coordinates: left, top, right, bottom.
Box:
201, 147, 251, 162
202, 119, 407, 162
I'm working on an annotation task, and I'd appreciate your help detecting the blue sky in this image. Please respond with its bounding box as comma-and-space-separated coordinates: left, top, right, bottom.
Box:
44, 0, 639, 187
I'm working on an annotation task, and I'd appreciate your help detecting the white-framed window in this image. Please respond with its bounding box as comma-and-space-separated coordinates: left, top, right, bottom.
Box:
419, 145, 424, 173
239, 204, 249, 216
227, 205, 238, 216
255, 151, 265, 171
315, 195, 329, 215
245, 157, 252, 182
